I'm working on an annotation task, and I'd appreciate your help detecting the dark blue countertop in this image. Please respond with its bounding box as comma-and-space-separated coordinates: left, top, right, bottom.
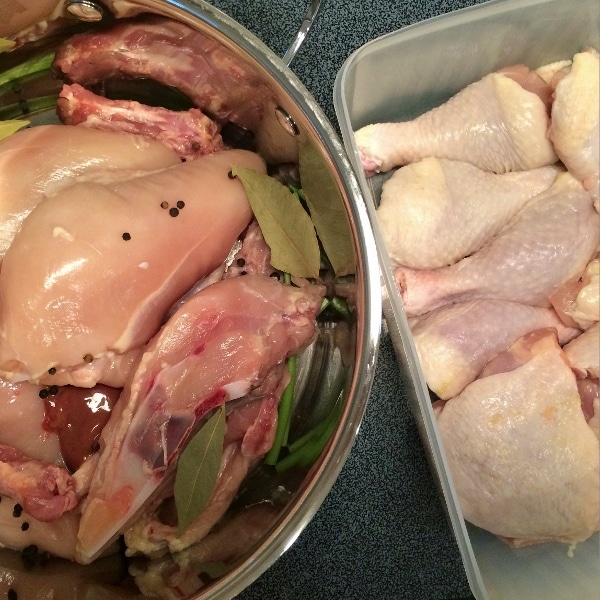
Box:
206, 1, 486, 598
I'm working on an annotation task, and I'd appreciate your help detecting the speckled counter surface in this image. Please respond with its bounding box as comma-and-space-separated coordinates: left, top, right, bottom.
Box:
204, 1, 486, 598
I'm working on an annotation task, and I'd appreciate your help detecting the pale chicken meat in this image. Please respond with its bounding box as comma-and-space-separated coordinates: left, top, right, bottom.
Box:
0, 149, 264, 383
550, 257, 599, 330
563, 323, 600, 435
377, 158, 560, 268
76, 275, 324, 564
0, 378, 62, 464
436, 330, 600, 546
549, 48, 600, 210
354, 67, 557, 176
0, 124, 180, 258
395, 172, 599, 316
0, 497, 80, 561
409, 299, 580, 400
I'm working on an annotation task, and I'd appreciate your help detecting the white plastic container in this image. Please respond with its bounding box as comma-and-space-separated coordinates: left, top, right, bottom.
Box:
333, 1, 600, 599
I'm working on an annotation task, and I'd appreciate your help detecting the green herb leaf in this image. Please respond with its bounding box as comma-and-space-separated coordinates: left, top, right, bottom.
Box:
0, 39, 15, 53
174, 403, 226, 535
0, 49, 54, 93
0, 119, 29, 141
298, 140, 356, 277
232, 165, 321, 278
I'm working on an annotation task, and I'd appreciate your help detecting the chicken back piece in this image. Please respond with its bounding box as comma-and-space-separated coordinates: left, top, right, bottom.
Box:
76, 275, 324, 564
377, 158, 560, 269
0, 149, 264, 383
354, 67, 557, 176
395, 172, 599, 316
409, 298, 580, 400
58, 84, 225, 161
0, 124, 180, 259
52, 15, 275, 131
436, 330, 600, 547
549, 48, 600, 211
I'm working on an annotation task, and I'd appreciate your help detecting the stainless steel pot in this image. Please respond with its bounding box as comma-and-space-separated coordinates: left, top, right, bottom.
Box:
0, 1, 381, 597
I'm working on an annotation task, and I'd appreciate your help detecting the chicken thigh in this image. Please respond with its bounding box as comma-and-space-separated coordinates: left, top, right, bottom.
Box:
410, 299, 580, 399
436, 330, 599, 547
354, 68, 557, 176
549, 48, 600, 210
0, 149, 264, 383
395, 172, 599, 316
377, 158, 560, 268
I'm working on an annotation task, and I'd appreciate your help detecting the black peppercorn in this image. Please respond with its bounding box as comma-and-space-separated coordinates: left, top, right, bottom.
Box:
122, 232, 131, 241
176, 200, 185, 209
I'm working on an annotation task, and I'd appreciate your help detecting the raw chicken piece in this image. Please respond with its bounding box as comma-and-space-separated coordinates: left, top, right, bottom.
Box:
0, 443, 77, 522
0, 378, 62, 464
395, 172, 599, 316
564, 323, 600, 432
76, 275, 324, 564
124, 370, 283, 556
409, 299, 580, 400
354, 69, 557, 176
53, 15, 275, 131
436, 330, 600, 546
564, 322, 599, 379
550, 257, 599, 329
377, 158, 560, 268
58, 84, 225, 161
0, 496, 80, 560
0, 124, 180, 258
549, 48, 600, 210
0, 149, 264, 383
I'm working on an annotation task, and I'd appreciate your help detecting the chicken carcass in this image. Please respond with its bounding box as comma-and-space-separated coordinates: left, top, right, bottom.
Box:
409, 299, 580, 400
395, 172, 599, 316
377, 158, 560, 269
0, 149, 264, 383
549, 48, 600, 210
0, 124, 180, 258
76, 275, 324, 564
58, 84, 225, 161
436, 329, 600, 547
354, 67, 557, 176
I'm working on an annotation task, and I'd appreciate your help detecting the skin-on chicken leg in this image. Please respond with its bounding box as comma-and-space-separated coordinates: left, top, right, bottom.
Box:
395, 172, 599, 316
377, 158, 560, 269
354, 68, 557, 176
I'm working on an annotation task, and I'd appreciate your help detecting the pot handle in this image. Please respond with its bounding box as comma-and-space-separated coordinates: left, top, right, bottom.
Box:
281, 0, 323, 67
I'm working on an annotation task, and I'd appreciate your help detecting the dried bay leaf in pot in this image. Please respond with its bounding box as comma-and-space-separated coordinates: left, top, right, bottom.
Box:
175, 403, 227, 535
299, 139, 356, 277
232, 165, 321, 278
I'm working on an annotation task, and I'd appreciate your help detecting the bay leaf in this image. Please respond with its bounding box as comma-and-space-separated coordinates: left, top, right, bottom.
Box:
298, 140, 356, 277
232, 165, 321, 278
174, 403, 226, 535
0, 119, 29, 142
